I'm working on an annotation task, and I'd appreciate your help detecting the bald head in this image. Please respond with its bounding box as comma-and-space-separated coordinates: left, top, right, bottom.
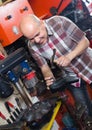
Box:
19, 14, 41, 38
20, 14, 48, 44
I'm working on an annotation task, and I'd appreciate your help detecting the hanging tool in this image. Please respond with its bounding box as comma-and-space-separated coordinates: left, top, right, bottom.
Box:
15, 97, 23, 111
7, 101, 21, 115
0, 111, 12, 124
4, 102, 16, 122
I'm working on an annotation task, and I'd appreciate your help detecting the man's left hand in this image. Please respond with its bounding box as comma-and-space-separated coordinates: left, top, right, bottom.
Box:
54, 55, 71, 67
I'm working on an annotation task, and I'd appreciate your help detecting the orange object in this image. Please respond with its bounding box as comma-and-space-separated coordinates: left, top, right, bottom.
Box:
29, 0, 72, 18
0, 0, 33, 47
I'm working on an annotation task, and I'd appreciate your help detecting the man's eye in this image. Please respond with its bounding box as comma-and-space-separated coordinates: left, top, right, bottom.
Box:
35, 32, 40, 37
36, 33, 40, 36
29, 32, 40, 41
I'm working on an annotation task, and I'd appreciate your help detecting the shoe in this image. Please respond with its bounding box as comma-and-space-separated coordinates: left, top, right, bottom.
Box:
50, 75, 79, 93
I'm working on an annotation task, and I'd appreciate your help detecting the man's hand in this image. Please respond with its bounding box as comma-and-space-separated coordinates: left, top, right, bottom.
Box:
54, 55, 71, 67
40, 64, 55, 88
54, 36, 90, 67
45, 76, 55, 87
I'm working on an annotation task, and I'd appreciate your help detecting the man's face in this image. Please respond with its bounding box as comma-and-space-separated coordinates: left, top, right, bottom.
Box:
27, 22, 48, 45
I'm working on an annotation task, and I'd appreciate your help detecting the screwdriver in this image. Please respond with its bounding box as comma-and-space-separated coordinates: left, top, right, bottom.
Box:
50, 48, 56, 69
7, 101, 21, 115
15, 97, 23, 111
0, 111, 12, 124
4, 102, 16, 122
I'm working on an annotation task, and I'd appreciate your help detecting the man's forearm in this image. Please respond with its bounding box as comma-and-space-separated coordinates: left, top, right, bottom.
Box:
66, 36, 90, 61
40, 64, 55, 87
40, 64, 54, 78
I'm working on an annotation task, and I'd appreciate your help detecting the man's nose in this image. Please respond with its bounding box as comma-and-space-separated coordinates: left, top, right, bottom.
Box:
34, 37, 40, 43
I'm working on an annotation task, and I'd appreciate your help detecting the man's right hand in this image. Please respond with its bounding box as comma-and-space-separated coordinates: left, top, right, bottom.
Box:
45, 76, 55, 87
40, 64, 55, 88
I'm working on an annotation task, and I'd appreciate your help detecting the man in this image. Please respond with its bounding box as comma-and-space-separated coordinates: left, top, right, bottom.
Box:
19, 14, 92, 116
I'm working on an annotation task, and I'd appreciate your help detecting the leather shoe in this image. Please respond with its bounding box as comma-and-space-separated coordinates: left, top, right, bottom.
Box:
50, 75, 79, 93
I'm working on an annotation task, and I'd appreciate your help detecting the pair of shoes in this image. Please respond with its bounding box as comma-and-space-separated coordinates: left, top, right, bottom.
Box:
50, 75, 79, 93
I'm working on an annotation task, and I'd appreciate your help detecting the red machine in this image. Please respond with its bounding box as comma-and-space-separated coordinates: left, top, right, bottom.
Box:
0, 0, 33, 47
29, 0, 72, 18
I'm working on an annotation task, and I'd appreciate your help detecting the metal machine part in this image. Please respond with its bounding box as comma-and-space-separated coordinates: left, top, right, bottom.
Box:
22, 97, 57, 129
0, 47, 33, 107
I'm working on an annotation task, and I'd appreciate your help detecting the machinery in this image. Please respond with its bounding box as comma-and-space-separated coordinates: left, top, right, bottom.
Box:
0, 47, 58, 130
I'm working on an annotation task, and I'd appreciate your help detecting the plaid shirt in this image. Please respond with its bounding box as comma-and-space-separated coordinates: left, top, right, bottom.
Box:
28, 16, 92, 85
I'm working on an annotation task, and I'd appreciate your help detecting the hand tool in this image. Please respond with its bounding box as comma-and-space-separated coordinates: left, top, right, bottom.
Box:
7, 101, 21, 115
4, 102, 16, 122
0, 111, 12, 124
50, 48, 56, 69
15, 97, 23, 111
